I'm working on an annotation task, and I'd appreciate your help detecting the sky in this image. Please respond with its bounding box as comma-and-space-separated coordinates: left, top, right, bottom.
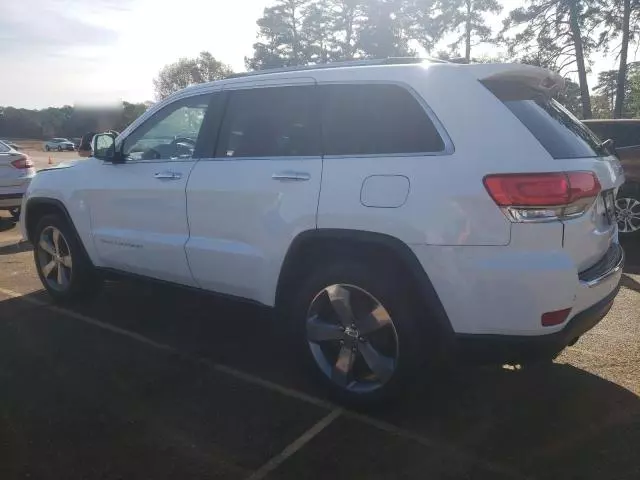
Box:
0, 0, 633, 109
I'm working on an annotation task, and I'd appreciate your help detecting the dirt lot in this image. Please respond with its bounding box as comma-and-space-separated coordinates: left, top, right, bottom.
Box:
6, 139, 79, 169
0, 213, 638, 480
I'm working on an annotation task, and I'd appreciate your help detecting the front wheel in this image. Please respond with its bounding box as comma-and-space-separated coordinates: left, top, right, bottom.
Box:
57, 145, 63, 152
290, 260, 425, 407
33, 214, 102, 303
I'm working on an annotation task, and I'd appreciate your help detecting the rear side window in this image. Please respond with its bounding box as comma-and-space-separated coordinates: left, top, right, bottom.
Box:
321, 84, 445, 156
0, 142, 10, 153
485, 80, 606, 159
216, 85, 320, 158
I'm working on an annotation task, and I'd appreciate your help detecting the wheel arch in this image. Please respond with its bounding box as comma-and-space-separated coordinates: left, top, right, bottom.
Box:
24, 198, 93, 266
275, 228, 454, 337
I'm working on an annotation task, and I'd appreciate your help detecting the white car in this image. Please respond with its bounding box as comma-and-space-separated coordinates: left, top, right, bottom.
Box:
20, 59, 625, 405
44, 138, 75, 152
0, 140, 35, 220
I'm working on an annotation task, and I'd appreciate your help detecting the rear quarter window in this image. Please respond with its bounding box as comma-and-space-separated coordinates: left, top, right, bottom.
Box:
484, 80, 606, 159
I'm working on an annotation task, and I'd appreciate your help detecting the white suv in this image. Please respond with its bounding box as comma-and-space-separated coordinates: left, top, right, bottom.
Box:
21, 59, 625, 405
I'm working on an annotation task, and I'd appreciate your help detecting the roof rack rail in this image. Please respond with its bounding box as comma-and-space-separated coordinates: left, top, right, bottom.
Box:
227, 57, 446, 79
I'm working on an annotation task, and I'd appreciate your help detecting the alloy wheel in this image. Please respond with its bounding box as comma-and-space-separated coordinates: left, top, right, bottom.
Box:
36, 226, 73, 291
615, 196, 640, 233
306, 284, 399, 393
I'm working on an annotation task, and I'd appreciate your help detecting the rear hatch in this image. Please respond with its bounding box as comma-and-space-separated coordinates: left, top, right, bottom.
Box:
480, 66, 624, 272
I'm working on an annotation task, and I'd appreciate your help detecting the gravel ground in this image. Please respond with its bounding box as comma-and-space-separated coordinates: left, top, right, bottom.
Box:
0, 213, 638, 480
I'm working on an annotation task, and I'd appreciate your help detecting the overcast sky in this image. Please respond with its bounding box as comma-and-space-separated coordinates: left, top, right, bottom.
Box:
0, 0, 630, 108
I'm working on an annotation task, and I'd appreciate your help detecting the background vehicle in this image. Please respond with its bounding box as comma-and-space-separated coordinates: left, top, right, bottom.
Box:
583, 119, 640, 237
0, 140, 22, 150
43, 138, 75, 152
0, 140, 35, 220
21, 59, 624, 405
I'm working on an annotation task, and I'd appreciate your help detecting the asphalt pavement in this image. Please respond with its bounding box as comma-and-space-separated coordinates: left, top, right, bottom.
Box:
0, 213, 638, 480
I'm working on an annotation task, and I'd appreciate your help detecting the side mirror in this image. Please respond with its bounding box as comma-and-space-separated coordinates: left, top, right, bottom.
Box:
92, 133, 123, 163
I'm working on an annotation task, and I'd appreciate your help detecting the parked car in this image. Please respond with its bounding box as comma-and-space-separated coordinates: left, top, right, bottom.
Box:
583, 119, 640, 237
0, 140, 22, 150
21, 59, 624, 405
0, 140, 35, 221
43, 138, 75, 152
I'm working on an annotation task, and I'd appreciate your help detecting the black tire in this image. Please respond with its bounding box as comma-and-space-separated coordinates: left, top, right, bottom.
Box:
33, 213, 102, 304
9, 207, 20, 222
57, 145, 63, 152
289, 258, 427, 408
615, 183, 640, 239
45, 145, 50, 152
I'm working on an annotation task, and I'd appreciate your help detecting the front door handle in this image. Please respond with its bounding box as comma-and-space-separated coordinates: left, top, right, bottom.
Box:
154, 171, 182, 180
272, 171, 310, 182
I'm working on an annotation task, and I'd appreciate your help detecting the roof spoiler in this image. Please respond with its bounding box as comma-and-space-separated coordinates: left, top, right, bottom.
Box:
468, 64, 565, 98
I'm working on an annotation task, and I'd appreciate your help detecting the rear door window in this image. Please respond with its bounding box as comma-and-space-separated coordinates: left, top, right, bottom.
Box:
215, 85, 320, 158
320, 83, 445, 156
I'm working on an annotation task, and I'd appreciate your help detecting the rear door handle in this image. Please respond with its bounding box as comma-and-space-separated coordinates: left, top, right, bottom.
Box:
271, 171, 310, 182
154, 171, 182, 180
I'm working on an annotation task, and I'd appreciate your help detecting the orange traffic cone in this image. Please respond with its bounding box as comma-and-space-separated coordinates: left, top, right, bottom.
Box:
48, 156, 53, 165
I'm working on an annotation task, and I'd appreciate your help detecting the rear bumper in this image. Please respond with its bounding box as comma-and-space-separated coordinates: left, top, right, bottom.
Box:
455, 282, 620, 363
0, 193, 24, 208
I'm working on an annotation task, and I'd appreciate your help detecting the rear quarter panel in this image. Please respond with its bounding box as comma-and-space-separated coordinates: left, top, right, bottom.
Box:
313, 65, 554, 247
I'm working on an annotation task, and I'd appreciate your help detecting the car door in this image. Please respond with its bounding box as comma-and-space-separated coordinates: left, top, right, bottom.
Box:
185, 79, 322, 305
87, 92, 214, 286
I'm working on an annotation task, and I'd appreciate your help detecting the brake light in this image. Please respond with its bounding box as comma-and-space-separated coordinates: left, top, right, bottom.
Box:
483, 171, 601, 222
10, 156, 34, 169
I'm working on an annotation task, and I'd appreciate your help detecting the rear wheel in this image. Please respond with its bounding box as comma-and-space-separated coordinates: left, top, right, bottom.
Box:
290, 260, 425, 407
45, 145, 50, 152
33, 214, 102, 303
615, 183, 640, 238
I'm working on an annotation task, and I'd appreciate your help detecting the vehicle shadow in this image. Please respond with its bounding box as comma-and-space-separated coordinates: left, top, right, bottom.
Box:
621, 237, 640, 275
0, 240, 32, 255
0, 284, 637, 479
0, 217, 16, 233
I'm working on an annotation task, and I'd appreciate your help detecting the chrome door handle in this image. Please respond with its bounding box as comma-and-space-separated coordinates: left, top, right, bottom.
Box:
271, 172, 310, 181
154, 171, 182, 180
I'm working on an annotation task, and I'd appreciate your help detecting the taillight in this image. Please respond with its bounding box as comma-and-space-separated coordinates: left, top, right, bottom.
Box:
10, 156, 34, 169
483, 171, 601, 222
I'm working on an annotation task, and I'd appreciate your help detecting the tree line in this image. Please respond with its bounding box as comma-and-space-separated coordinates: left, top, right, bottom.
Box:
0, 102, 150, 141
3, 0, 639, 141
155, 0, 640, 120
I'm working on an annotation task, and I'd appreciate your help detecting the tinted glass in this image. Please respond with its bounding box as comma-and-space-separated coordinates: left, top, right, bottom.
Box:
123, 94, 211, 161
0, 142, 10, 153
504, 99, 607, 159
216, 85, 319, 158
321, 84, 445, 156
586, 123, 640, 148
